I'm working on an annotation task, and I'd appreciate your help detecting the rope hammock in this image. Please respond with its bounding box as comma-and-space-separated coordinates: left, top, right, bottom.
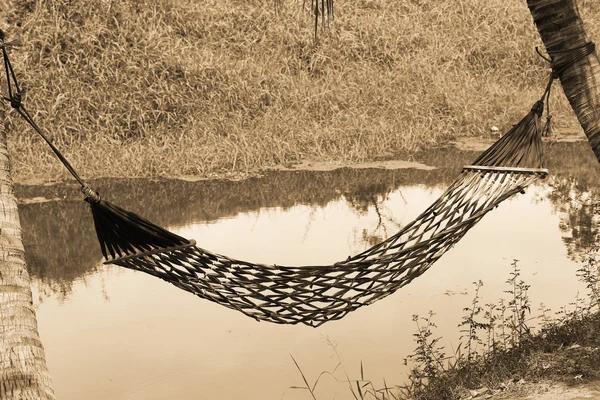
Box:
91, 107, 547, 327
0, 31, 594, 326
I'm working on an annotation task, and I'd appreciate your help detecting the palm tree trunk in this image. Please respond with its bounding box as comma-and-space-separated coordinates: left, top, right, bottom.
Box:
0, 108, 55, 399
527, 0, 600, 162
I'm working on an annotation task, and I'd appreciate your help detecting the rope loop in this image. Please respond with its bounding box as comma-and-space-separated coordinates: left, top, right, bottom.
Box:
537, 42, 596, 81
550, 41, 596, 78
531, 100, 544, 116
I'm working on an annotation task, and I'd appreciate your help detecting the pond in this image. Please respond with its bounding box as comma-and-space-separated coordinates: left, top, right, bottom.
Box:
15, 141, 600, 400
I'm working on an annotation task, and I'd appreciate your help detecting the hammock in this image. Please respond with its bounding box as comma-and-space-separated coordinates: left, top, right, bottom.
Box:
88, 102, 547, 326
1, 31, 549, 327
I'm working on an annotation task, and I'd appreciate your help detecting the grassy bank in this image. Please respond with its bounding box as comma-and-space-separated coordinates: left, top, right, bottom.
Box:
287, 258, 600, 400
397, 256, 600, 400
1, 0, 599, 183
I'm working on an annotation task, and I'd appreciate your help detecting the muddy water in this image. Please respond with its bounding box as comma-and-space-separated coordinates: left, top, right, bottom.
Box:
15, 142, 600, 400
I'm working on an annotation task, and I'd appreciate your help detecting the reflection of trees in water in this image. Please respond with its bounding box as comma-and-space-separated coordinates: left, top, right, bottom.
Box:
344, 182, 399, 246
548, 177, 600, 260
21, 141, 600, 297
544, 142, 600, 261
18, 166, 459, 297
344, 182, 392, 214
346, 189, 407, 248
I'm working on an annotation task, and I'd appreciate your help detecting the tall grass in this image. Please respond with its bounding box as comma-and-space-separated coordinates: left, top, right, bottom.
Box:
1, 0, 599, 183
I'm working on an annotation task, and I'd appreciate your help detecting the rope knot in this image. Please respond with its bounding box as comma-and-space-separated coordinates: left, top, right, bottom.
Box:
9, 91, 22, 109
543, 115, 553, 137
82, 186, 101, 203
531, 100, 544, 116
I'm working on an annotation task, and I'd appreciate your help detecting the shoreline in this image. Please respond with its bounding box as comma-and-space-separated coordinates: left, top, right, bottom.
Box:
10, 133, 588, 187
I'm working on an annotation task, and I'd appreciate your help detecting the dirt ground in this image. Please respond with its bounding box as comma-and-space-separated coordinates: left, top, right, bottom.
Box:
499, 381, 600, 400
465, 380, 600, 400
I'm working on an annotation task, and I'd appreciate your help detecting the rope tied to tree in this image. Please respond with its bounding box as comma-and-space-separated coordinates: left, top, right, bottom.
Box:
536, 41, 596, 137
538, 41, 597, 79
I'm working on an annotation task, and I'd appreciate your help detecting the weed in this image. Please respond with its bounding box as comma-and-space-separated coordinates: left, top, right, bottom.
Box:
290, 354, 320, 400
400, 312, 450, 398
290, 339, 401, 400
496, 298, 509, 349
538, 302, 553, 329
504, 260, 532, 346
483, 302, 497, 354
405, 312, 446, 381
458, 280, 489, 362
578, 248, 600, 310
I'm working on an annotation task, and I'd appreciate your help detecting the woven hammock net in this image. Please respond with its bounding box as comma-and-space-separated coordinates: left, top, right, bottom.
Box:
88, 101, 548, 327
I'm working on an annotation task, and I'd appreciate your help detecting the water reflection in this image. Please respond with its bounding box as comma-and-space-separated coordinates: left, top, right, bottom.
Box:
15, 141, 600, 400
17, 142, 600, 292
17, 166, 457, 296
544, 142, 600, 260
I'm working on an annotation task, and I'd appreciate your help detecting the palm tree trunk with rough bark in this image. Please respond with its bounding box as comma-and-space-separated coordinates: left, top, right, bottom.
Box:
528, 0, 600, 162
0, 107, 55, 399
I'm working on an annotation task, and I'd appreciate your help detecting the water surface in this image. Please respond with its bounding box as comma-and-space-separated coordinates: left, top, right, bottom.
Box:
16, 142, 600, 400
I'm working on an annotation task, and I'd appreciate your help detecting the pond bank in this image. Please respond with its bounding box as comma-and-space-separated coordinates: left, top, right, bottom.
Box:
10, 135, 590, 186
406, 310, 600, 400
470, 380, 600, 400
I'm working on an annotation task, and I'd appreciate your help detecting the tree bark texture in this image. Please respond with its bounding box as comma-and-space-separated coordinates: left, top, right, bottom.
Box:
0, 107, 55, 399
528, 0, 600, 162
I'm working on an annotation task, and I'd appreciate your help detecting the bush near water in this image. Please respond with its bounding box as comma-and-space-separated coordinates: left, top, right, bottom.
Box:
1, 0, 600, 183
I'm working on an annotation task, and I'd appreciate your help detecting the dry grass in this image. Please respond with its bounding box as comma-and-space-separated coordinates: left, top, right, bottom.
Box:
0, 0, 599, 183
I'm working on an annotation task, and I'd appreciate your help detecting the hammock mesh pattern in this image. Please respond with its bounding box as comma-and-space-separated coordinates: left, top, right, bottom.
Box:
91, 101, 548, 327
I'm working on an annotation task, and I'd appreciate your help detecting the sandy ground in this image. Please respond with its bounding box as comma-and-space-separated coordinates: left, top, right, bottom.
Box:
173, 158, 437, 182
265, 158, 437, 172
485, 381, 600, 400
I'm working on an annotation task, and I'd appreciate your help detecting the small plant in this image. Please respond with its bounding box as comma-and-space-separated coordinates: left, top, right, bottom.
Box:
555, 292, 590, 324
404, 312, 446, 386
483, 302, 498, 353
458, 280, 490, 362
495, 298, 509, 349
538, 302, 554, 330
504, 260, 531, 346
578, 248, 600, 310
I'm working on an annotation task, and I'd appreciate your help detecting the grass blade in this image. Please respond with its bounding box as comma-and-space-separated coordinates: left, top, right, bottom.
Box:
290, 354, 318, 400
